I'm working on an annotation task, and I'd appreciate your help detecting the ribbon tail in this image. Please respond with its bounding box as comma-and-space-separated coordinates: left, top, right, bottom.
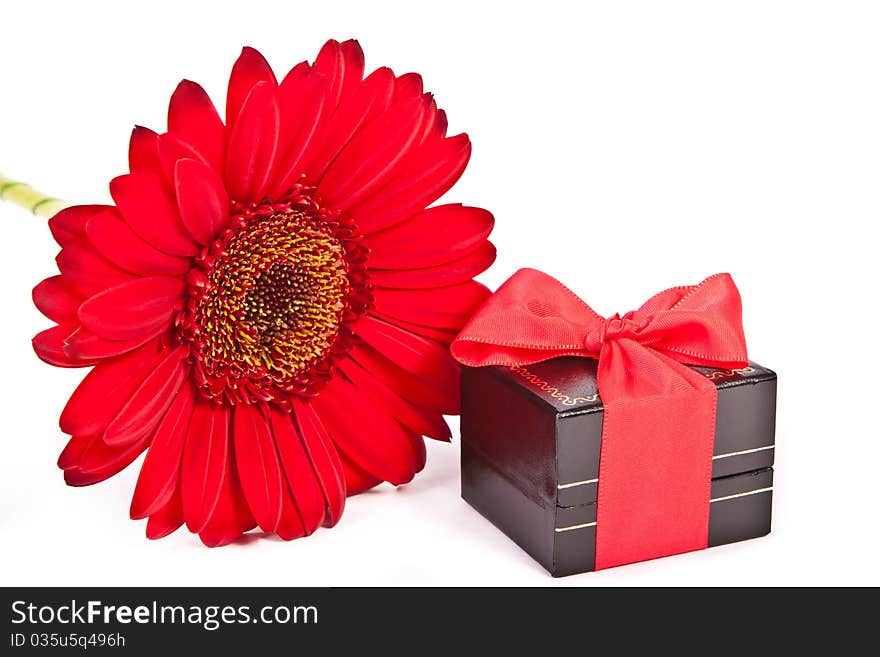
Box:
594, 341, 717, 570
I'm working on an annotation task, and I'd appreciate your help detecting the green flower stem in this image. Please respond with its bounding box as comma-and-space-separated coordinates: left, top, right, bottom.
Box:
0, 172, 68, 218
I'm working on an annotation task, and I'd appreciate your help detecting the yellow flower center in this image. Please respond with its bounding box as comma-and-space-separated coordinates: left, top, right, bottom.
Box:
180, 189, 371, 405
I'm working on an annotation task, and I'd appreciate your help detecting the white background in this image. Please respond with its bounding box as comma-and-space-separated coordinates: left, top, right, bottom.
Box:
1, 1, 878, 586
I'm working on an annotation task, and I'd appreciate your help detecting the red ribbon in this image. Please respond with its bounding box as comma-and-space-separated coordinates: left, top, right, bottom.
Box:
451, 269, 749, 569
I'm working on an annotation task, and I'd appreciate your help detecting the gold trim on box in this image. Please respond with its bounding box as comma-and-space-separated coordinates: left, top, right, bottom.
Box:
709, 486, 773, 504
712, 444, 774, 460
554, 522, 597, 533
510, 364, 759, 406
703, 366, 756, 381
558, 478, 599, 490
509, 366, 598, 407
557, 447, 774, 491
553, 487, 774, 532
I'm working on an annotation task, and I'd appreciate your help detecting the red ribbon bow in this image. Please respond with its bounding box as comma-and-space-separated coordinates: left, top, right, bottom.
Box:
451, 269, 749, 569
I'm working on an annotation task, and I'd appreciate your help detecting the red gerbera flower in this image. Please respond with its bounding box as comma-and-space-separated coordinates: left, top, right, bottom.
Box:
31, 39, 495, 546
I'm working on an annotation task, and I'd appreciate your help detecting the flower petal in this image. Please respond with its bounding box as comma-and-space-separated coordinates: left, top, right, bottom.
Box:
56, 243, 135, 298
373, 316, 458, 344
182, 401, 230, 533
146, 487, 184, 540
57, 433, 90, 470
369, 241, 496, 290
390, 73, 439, 146
288, 400, 346, 527
269, 406, 327, 533
233, 404, 284, 534
280, 60, 311, 85
348, 343, 458, 415
395, 72, 423, 99
65, 434, 148, 476
338, 451, 382, 495
365, 204, 494, 269
311, 376, 418, 486
372, 281, 490, 329
103, 346, 188, 446
416, 95, 440, 145
349, 133, 471, 233
297, 66, 395, 183
174, 158, 230, 245
274, 483, 307, 541
317, 94, 429, 210
198, 467, 256, 548
168, 80, 225, 172
265, 70, 330, 198
85, 208, 191, 277
61, 433, 150, 487
407, 430, 427, 474
33, 275, 81, 323
77, 276, 184, 341
130, 385, 196, 519
110, 173, 200, 257
226, 46, 277, 128
338, 356, 450, 441
354, 315, 460, 390
59, 339, 166, 437
433, 108, 449, 138
128, 126, 161, 175
313, 39, 364, 109
64, 325, 166, 361
224, 81, 280, 203
49, 205, 111, 248
33, 323, 96, 368
156, 132, 209, 184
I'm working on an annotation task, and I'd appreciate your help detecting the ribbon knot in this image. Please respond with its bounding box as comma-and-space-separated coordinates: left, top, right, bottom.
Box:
451, 268, 749, 570
584, 312, 640, 352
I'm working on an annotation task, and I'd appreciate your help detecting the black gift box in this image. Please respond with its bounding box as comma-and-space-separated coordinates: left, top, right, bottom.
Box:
460, 358, 776, 576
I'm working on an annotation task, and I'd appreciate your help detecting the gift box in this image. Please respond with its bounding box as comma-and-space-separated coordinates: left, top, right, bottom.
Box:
460, 358, 776, 576
451, 269, 776, 576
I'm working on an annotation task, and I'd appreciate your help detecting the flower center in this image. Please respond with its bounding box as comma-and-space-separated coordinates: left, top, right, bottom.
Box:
245, 261, 337, 346
180, 188, 371, 405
